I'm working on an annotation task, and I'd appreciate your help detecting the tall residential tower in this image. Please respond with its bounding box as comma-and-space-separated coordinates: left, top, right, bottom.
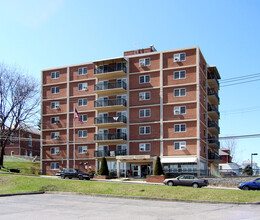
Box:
41, 46, 220, 177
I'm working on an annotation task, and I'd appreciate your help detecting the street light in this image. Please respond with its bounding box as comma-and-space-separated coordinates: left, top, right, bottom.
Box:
251, 153, 258, 176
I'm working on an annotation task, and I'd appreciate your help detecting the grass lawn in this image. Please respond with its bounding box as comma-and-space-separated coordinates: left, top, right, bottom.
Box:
0, 174, 260, 203
3, 161, 40, 175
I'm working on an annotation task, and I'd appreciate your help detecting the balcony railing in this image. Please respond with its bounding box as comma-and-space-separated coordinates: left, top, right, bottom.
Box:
208, 152, 221, 160
207, 89, 220, 102
208, 105, 220, 117
94, 81, 127, 91
208, 137, 220, 147
94, 64, 127, 75
94, 149, 127, 157
208, 73, 220, 87
94, 98, 127, 108
94, 133, 127, 141
94, 116, 127, 125
208, 121, 220, 133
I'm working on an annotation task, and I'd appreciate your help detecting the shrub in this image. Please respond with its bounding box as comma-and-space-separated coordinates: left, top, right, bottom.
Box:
99, 157, 109, 176
109, 171, 117, 178
153, 156, 164, 176
243, 165, 253, 176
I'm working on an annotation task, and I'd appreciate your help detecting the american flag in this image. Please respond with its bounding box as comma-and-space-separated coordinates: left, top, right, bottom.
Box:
74, 108, 83, 124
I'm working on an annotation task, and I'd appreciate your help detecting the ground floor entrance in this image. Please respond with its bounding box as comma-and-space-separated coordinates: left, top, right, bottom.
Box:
130, 164, 152, 178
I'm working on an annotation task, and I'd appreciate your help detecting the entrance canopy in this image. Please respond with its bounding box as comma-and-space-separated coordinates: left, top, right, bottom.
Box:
161, 157, 197, 164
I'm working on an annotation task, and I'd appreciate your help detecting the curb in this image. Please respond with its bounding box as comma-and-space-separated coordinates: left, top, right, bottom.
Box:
44, 191, 260, 205
0, 191, 45, 197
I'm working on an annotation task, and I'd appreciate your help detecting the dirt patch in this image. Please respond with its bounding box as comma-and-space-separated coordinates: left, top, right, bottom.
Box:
41, 185, 58, 191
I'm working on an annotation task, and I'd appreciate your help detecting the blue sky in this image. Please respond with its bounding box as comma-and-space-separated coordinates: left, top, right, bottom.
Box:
0, 0, 259, 166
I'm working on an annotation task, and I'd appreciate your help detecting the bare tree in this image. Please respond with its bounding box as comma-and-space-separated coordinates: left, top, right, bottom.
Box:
0, 63, 40, 168
221, 138, 237, 162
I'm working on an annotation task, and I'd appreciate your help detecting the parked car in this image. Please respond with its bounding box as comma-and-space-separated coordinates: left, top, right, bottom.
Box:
55, 170, 63, 176
238, 178, 260, 190
163, 175, 209, 188
60, 168, 90, 180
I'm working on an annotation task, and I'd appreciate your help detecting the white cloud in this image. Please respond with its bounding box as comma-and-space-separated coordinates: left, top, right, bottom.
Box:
0, 0, 64, 28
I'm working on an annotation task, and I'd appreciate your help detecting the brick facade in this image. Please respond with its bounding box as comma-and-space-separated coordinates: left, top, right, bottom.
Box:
42, 46, 220, 176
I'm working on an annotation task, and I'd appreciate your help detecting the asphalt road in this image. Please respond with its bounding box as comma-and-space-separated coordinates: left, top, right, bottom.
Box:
0, 194, 258, 220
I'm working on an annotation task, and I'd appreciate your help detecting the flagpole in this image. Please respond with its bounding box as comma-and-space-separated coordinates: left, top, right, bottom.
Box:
73, 106, 76, 169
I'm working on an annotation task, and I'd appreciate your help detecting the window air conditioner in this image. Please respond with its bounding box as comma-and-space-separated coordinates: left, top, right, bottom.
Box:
180, 146, 186, 150
174, 57, 180, 62
140, 61, 145, 67
55, 106, 60, 109
84, 87, 88, 91
55, 136, 60, 139
82, 149, 88, 153
174, 110, 180, 115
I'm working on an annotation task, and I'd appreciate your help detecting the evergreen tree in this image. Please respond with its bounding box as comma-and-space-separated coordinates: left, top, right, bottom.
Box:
243, 165, 253, 176
153, 156, 164, 175
99, 157, 109, 175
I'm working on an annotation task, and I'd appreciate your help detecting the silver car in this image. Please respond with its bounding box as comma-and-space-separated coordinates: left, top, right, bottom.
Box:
163, 175, 209, 188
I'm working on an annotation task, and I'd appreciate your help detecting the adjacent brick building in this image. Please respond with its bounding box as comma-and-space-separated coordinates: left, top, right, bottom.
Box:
5, 125, 40, 158
41, 46, 220, 176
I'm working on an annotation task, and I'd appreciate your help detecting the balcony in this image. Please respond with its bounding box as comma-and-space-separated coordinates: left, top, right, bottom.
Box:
94, 81, 127, 96
207, 89, 220, 105
208, 105, 220, 120
208, 152, 221, 161
208, 136, 220, 149
94, 98, 127, 112
94, 133, 127, 144
94, 149, 127, 158
208, 121, 220, 134
208, 73, 219, 89
94, 63, 127, 80
94, 116, 127, 128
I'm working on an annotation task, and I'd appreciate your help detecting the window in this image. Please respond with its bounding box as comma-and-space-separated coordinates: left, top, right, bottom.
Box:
139, 126, 151, 135
139, 58, 150, 67
78, 67, 88, 75
50, 162, 59, 170
78, 83, 88, 91
80, 114, 88, 122
174, 106, 186, 115
51, 132, 60, 139
139, 109, 151, 118
78, 146, 88, 154
51, 102, 60, 109
78, 130, 88, 138
78, 98, 88, 106
10, 132, 14, 145
139, 75, 150, 84
139, 92, 150, 100
50, 147, 60, 155
51, 87, 60, 94
174, 142, 186, 150
51, 71, 60, 79
174, 124, 186, 133
51, 117, 60, 124
174, 53, 186, 62
174, 88, 186, 97
174, 70, 186, 79
139, 143, 151, 152
28, 134, 32, 147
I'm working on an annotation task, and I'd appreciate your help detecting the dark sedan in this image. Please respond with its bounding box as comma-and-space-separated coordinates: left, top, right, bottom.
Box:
238, 178, 260, 190
163, 175, 209, 188
60, 168, 90, 180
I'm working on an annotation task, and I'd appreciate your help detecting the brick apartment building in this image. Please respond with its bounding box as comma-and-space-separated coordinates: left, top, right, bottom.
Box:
41, 46, 220, 177
5, 124, 40, 158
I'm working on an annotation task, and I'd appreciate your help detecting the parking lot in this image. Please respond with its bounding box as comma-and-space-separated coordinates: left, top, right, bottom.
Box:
0, 194, 259, 220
